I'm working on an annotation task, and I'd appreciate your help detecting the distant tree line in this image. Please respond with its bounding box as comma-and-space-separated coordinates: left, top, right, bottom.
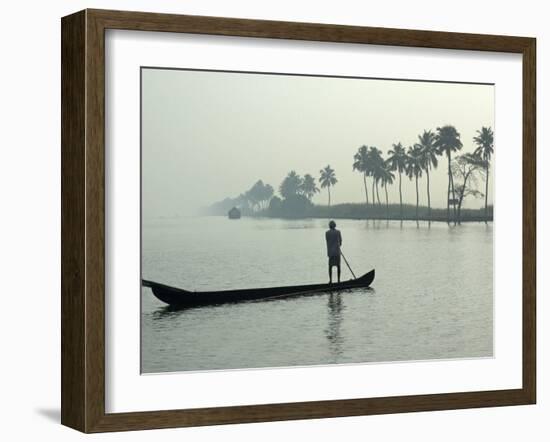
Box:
207, 125, 494, 224
205, 180, 273, 216
351, 125, 493, 225
269, 172, 317, 218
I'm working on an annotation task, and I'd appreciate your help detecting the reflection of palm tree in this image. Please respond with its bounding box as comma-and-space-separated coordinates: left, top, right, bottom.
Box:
353, 145, 370, 207
319, 165, 338, 206
379, 164, 395, 220
415, 130, 439, 222
435, 125, 463, 224
300, 174, 320, 201
473, 126, 494, 224
387, 142, 407, 221
406, 145, 423, 224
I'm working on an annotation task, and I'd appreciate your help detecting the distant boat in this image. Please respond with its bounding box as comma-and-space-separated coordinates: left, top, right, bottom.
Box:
142, 270, 375, 308
228, 207, 241, 219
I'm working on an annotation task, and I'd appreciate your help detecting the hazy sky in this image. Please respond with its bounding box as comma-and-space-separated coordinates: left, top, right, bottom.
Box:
142, 68, 494, 217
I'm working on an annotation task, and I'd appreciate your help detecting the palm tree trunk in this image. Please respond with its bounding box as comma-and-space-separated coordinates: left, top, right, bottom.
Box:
447, 152, 451, 224
446, 179, 450, 224
376, 182, 381, 206
449, 153, 457, 225
426, 167, 431, 222
372, 177, 375, 208
484, 165, 489, 224
415, 174, 419, 223
384, 184, 389, 220
451, 173, 457, 225
328, 186, 331, 207
399, 171, 403, 221
363, 172, 369, 206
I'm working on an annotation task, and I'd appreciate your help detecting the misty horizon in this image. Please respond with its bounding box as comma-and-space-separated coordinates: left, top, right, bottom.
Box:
142, 67, 494, 218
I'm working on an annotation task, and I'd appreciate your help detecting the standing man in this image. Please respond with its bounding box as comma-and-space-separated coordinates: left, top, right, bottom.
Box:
325, 220, 342, 283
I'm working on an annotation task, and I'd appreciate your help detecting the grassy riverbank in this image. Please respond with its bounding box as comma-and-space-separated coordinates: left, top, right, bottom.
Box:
287, 202, 493, 223
211, 201, 493, 223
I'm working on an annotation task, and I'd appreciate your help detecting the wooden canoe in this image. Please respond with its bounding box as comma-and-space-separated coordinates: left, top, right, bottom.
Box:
142, 269, 374, 308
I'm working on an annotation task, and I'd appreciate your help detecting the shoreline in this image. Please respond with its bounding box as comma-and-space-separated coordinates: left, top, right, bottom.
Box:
239, 214, 492, 223
207, 202, 493, 224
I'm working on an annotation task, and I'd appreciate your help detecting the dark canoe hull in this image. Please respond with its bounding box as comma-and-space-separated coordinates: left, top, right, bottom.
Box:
142, 269, 375, 308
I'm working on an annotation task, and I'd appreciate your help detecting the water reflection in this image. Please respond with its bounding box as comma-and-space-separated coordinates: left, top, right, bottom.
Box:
357, 219, 494, 230
142, 217, 492, 373
325, 292, 344, 360
150, 305, 187, 320
147, 287, 371, 330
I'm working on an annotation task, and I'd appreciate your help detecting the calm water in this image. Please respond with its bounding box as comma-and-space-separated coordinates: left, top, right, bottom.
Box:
141, 216, 493, 373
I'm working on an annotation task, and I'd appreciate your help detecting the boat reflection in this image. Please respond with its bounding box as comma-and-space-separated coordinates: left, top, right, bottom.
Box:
149, 285, 374, 318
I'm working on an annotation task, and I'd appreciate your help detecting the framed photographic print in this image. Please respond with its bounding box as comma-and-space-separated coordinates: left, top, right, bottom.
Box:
61, 9, 536, 433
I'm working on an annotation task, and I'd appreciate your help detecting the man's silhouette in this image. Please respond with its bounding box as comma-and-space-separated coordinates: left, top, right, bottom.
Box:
325, 220, 342, 283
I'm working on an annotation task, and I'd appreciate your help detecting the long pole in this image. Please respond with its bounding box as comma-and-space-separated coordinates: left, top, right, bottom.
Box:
340, 250, 357, 280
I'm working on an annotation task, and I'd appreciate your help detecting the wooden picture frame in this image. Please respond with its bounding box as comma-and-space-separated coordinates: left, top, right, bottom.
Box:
61, 8, 536, 433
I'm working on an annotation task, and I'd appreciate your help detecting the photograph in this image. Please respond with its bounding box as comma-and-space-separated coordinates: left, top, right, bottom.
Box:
140, 67, 495, 374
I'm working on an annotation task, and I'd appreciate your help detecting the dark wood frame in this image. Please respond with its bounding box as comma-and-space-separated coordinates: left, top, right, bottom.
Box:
61, 8, 536, 433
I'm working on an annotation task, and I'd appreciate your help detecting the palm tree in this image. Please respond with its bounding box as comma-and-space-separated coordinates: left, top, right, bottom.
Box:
319, 165, 338, 206
300, 174, 320, 201
405, 145, 423, 224
435, 125, 463, 224
473, 126, 494, 224
247, 180, 274, 210
368, 146, 384, 208
415, 130, 439, 222
353, 145, 370, 207
262, 183, 274, 209
279, 171, 302, 199
379, 164, 395, 220
387, 142, 407, 221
